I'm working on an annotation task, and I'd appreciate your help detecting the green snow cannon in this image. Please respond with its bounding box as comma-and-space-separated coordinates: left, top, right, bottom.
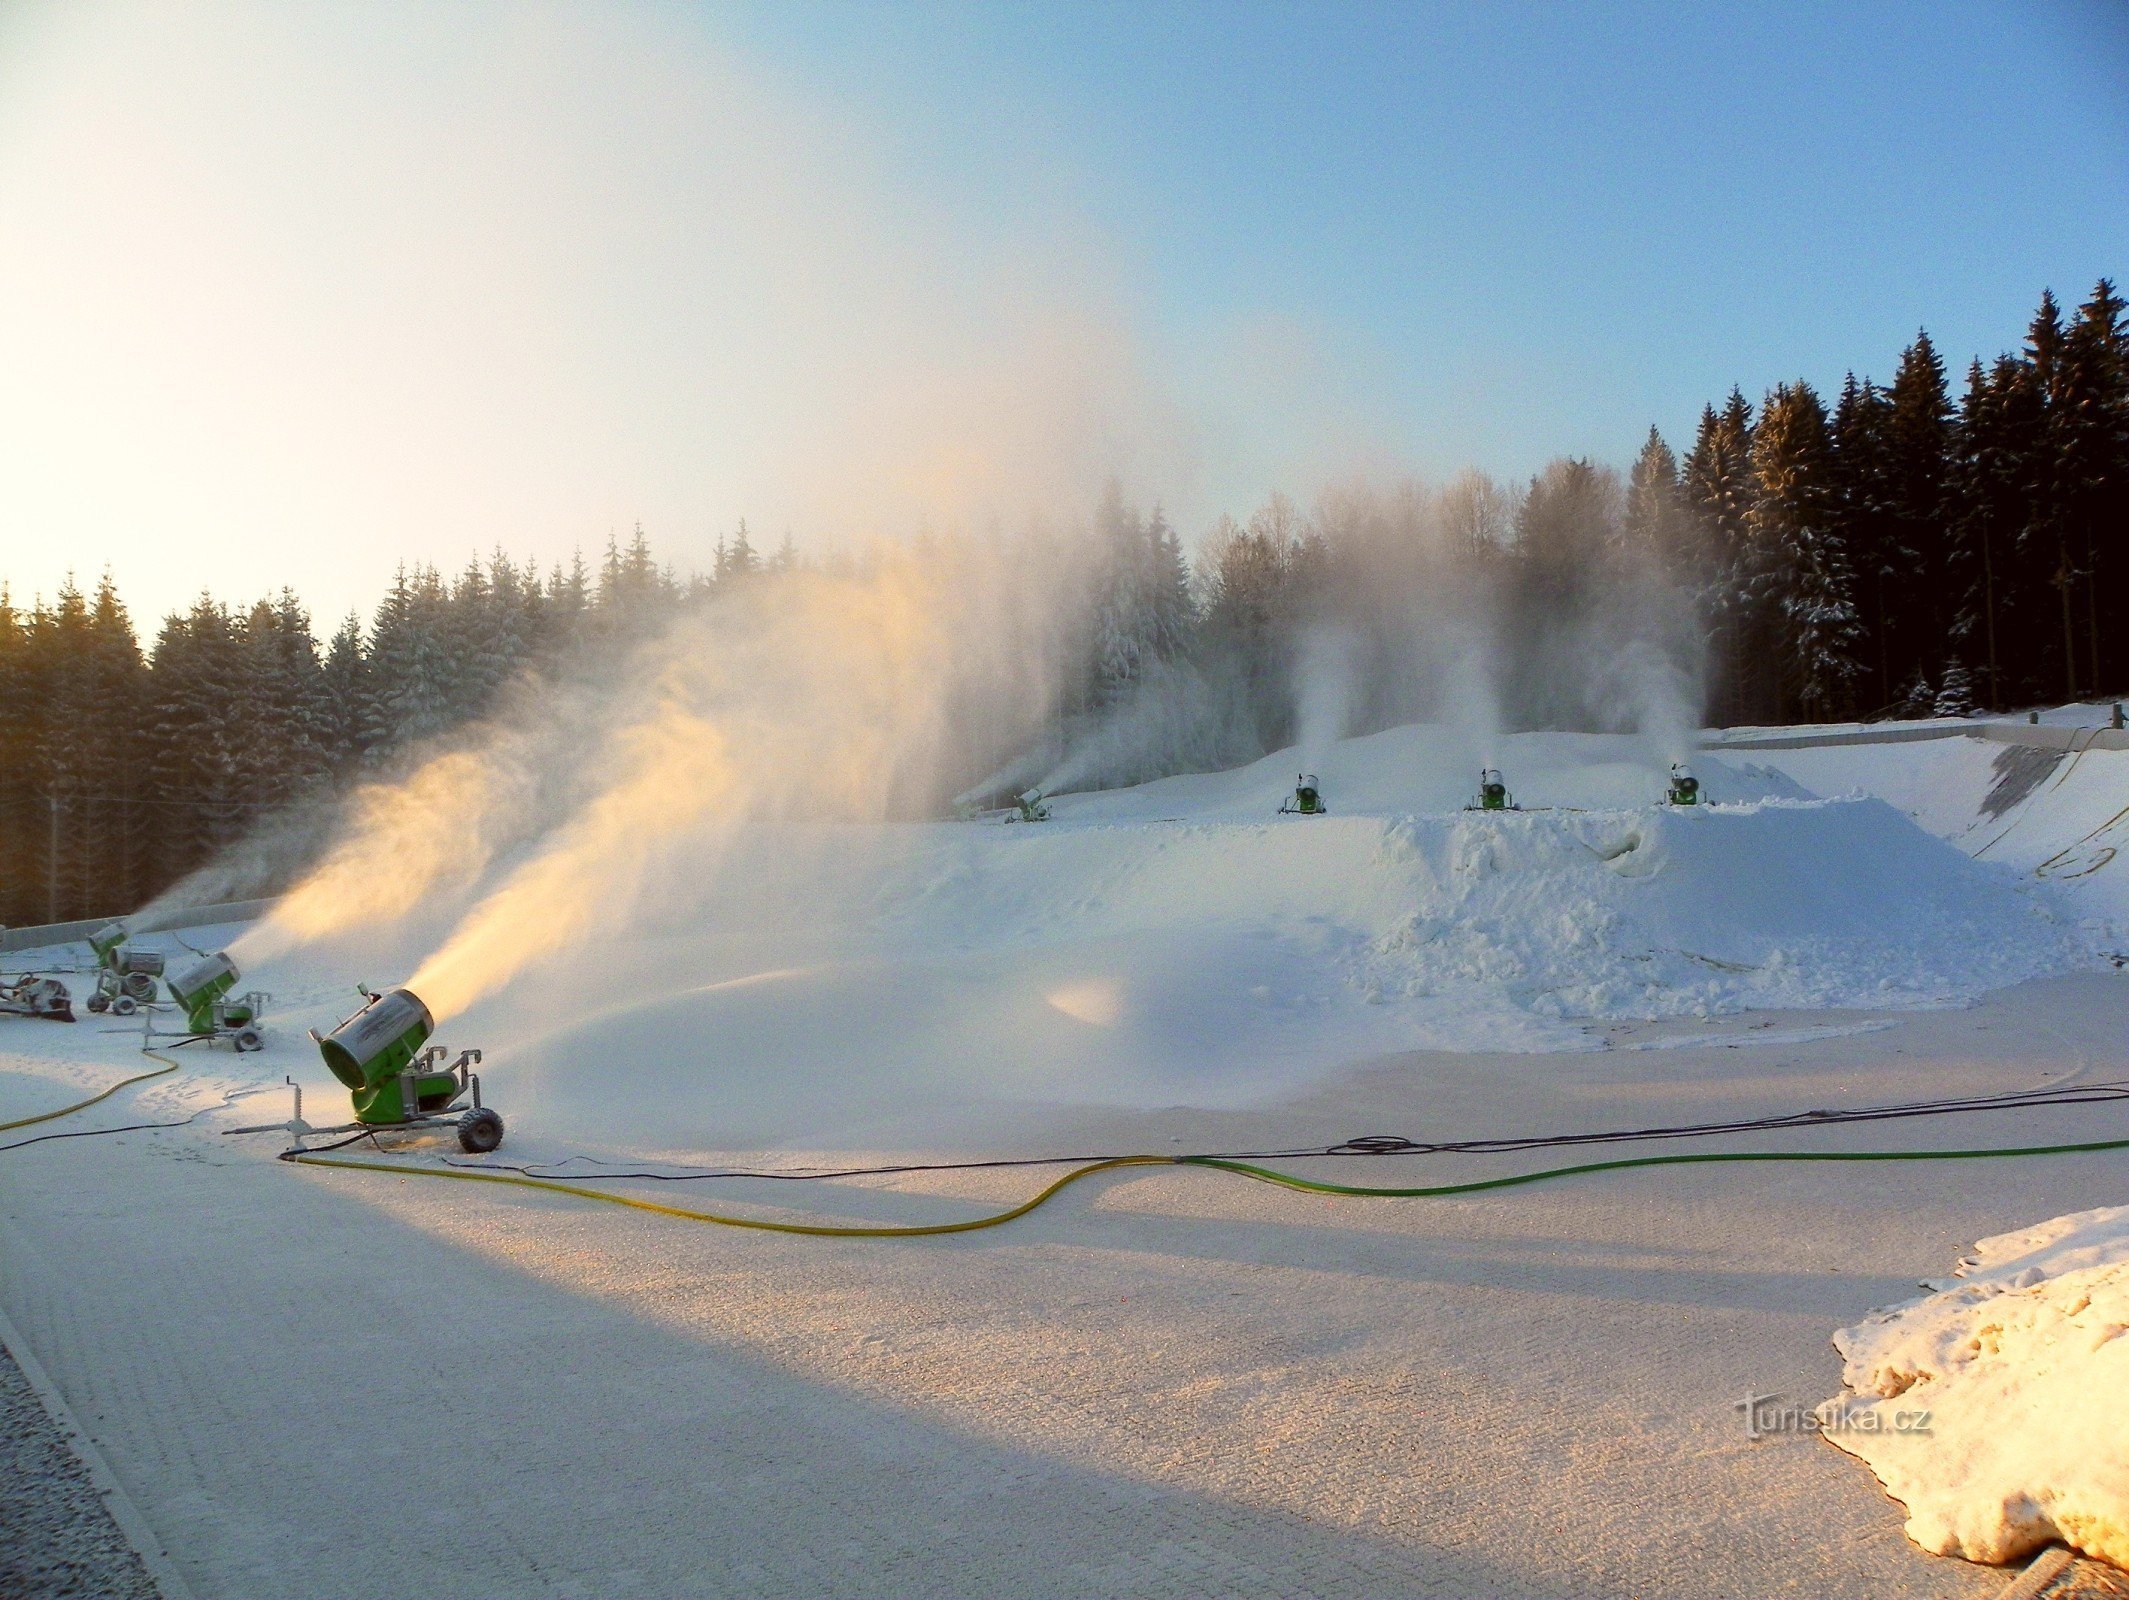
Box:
1012, 788, 1051, 823
1470, 768, 1515, 811
165, 952, 264, 1049
314, 987, 503, 1151
1667, 763, 1700, 806
1280, 773, 1325, 815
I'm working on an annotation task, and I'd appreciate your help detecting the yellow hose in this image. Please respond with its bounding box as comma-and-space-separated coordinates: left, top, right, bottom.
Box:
0, 1058, 178, 1133
287, 1151, 1176, 1237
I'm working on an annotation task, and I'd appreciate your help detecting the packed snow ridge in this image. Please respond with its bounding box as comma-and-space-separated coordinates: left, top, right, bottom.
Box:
1824, 1206, 2129, 1569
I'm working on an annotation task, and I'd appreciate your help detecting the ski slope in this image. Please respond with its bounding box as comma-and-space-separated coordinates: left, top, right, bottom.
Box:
1737, 729, 2129, 925
2, 716, 2125, 1596
370, 723, 2100, 1152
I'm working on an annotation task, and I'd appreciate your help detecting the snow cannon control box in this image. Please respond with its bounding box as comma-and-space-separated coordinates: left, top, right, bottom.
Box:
314, 987, 502, 1151
1280, 774, 1325, 815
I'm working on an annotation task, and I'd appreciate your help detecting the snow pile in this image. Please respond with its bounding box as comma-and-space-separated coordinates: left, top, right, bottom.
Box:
461, 726, 2097, 1147
1824, 1207, 2129, 1568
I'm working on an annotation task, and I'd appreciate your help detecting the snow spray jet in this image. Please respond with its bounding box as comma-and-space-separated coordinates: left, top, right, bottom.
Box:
403, 543, 1064, 1021
1439, 629, 1505, 774
228, 720, 573, 969
1290, 624, 1361, 773
1035, 656, 1260, 797
1606, 637, 1702, 769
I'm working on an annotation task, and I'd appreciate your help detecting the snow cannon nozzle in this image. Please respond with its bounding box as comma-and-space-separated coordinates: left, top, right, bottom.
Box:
313, 986, 503, 1152
1467, 769, 1516, 812
1011, 788, 1051, 823
1667, 763, 1700, 806
1280, 774, 1326, 816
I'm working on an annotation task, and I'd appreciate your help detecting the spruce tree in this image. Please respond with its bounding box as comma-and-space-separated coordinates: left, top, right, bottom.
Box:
2055, 280, 2127, 695
1625, 427, 1686, 575
1750, 383, 1860, 719
1682, 392, 1758, 721
1882, 331, 1954, 695
1828, 374, 1896, 707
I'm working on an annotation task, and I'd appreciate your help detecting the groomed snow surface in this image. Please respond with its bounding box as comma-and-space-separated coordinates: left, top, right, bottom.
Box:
2, 716, 2125, 1595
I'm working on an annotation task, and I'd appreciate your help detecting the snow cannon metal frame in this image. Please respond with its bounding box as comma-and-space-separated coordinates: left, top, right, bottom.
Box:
1667, 763, 1700, 806
1010, 788, 1051, 823
163, 952, 268, 1051
0, 973, 75, 1023
309, 987, 502, 1152
84, 923, 163, 1016
1279, 773, 1326, 816
1467, 769, 1517, 812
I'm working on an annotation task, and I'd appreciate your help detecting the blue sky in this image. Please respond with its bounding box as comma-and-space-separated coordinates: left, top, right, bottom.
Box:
0, 1, 2123, 626
726, 0, 2129, 459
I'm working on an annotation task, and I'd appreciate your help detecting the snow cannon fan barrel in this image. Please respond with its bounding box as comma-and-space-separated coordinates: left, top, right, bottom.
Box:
166, 952, 251, 1034
1013, 788, 1051, 823
89, 923, 127, 966
316, 988, 460, 1125
1667, 763, 1700, 806
1471, 769, 1515, 811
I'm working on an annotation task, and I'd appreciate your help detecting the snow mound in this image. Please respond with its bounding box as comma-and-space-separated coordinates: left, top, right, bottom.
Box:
1825, 1207, 2129, 1568
481, 762, 2094, 1146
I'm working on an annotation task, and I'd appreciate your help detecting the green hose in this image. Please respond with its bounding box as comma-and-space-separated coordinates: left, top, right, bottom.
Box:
1182, 1137, 2129, 1197
286, 1134, 2129, 1239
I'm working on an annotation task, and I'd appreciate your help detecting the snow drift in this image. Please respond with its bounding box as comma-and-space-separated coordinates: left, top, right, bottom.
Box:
1824, 1206, 2129, 1569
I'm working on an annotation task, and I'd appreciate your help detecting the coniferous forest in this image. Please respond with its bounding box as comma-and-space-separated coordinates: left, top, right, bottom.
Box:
3, 280, 2124, 928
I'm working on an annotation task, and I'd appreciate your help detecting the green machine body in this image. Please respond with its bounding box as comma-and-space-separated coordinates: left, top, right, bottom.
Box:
1281, 774, 1325, 815
166, 952, 250, 1034
317, 987, 459, 1124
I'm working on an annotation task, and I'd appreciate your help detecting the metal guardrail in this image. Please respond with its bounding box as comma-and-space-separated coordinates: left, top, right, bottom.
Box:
1706, 721, 2129, 754
0, 898, 274, 957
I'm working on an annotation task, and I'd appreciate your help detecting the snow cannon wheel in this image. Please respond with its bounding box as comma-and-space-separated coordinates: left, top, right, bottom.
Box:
86, 994, 108, 1014
457, 1108, 504, 1155
111, 994, 137, 1017
122, 971, 157, 1001
233, 1026, 264, 1053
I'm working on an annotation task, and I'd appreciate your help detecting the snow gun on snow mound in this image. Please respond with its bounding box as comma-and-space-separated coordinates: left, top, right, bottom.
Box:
313, 988, 501, 1151
1667, 763, 1700, 806
1466, 769, 1516, 812
84, 922, 162, 1016
0, 973, 74, 1022
1009, 788, 1051, 823
1279, 774, 1326, 815
162, 952, 268, 1051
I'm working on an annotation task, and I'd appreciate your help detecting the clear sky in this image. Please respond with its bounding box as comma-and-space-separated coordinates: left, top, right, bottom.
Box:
1, 0, 2123, 630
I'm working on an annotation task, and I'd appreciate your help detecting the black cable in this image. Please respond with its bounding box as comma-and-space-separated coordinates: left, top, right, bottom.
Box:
0, 1079, 273, 1155
438, 1079, 2129, 1185
0, 1119, 195, 1153
279, 1126, 385, 1158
